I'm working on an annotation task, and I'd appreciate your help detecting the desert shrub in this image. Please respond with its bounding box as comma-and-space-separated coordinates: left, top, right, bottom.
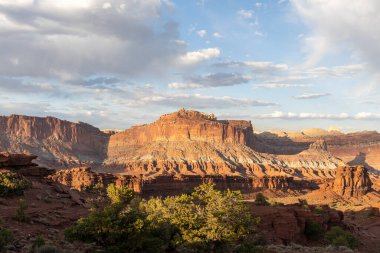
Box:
325, 226, 359, 249
13, 199, 30, 222
304, 221, 324, 240
141, 182, 259, 252
32, 236, 45, 252
0, 173, 31, 197
313, 206, 325, 215
66, 183, 259, 253
0, 226, 14, 252
106, 183, 134, 204
65, 197, 167, 253
254, 193, 270, 206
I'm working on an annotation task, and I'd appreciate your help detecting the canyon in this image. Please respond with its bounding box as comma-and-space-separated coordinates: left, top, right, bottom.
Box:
1, 109, 378, 179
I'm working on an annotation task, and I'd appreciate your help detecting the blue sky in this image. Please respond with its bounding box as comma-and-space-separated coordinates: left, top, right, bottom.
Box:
0, 0, 379, 132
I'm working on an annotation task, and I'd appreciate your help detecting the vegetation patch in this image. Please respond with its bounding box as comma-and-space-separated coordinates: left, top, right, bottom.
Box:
325, 226, 359, 249
0, 173, 31, 197
65, 183, 262, 253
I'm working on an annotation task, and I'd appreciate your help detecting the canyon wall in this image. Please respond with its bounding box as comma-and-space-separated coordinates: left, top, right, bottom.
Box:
254, 129, 380, 172
0, 115, 109, 168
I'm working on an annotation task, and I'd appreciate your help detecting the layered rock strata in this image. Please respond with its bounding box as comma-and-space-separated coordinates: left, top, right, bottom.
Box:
105, 109, 345, 177
0, 114, 109, 168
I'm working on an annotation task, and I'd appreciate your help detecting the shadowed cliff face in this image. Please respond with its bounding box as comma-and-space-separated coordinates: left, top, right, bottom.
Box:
0, 115, 110, 168
254, 129, 380, 172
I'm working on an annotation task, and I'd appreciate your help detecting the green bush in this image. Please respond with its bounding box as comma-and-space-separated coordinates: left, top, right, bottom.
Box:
325, 226, 359, 249
0, 173, 31, 197
254, 193, 270, 206
13, 199, 30, 223
65, 200, 169, 253
313, 206, 325, 215
0, 226, 14, 252
106, 183, 134, 204
65, 183, 259, 253
32, 236, 45, 252
304, 221, 324, 240
141, 183, 259, 252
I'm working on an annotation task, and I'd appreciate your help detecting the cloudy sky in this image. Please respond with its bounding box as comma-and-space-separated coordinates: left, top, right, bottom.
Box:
1, 0, 380, 132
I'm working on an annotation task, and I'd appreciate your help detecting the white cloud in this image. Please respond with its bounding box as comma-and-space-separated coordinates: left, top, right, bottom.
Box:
292, 0, 380, 77
102, 2, 112, 9
196, 29, 207, 37
307, 64, 366, 78
0, 0, 185, 79
179, 48, 220, 65
256, 83, 312, 89
238, 9, 253, 18
169, 73, 251, 89
213, 32, 222, 38
132, 93, 276, 108
293, 93, 330, 99
168, 82, 202, 89
254, 111, 380, 121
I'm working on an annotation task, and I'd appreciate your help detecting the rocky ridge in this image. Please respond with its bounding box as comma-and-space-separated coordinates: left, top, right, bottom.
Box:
0, 114, 109, 168
105, 109, 345, 177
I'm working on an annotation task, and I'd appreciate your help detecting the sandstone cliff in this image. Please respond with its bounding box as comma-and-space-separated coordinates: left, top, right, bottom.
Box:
254, 129, 380, 172
333, 166, 372, 198
0, 115, 109, 168
105, 109, 345, 178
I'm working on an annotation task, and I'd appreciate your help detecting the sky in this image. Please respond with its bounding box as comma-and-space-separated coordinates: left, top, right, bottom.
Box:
1, 0, 380, 132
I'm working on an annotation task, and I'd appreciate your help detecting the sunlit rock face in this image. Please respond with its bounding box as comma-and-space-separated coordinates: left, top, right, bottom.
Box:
333, 166, 372, 198
0, 115, 110, 168
105, 109, 345, 178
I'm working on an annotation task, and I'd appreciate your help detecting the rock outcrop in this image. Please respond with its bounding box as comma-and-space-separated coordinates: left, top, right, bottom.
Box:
49, 167, 142, 192
333, 166, 372, 198
252, 176, 294, 192
249, 203, 343, 244
0, 114, 109, 168
0, 152, 36, 167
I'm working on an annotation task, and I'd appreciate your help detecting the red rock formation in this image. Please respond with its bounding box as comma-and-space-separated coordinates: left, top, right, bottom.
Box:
252, 176, 294, 192
49, 167, 142, 192
254, 129, 380, 172
0, 152, 36, 167
106, 109, 344, 177
333, 166, 372, 198
0, 115, 109, 168
249, 203, 343, 244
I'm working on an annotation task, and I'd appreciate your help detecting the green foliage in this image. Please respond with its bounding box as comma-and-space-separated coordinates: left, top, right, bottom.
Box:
304, 221, 324, 240
298, 198, 308, 206
254, 193, 270, 206
325, 226, 359, 249
65, 183, 259, 253
13, 199, 30, 223
313, 206, 325, 215
0, 173, 31, 197
65, 200, 166, 253
106, 183, 134, 204
0, 226, 14, 252
32, 236, 45, 252
141, 182, 258, 252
